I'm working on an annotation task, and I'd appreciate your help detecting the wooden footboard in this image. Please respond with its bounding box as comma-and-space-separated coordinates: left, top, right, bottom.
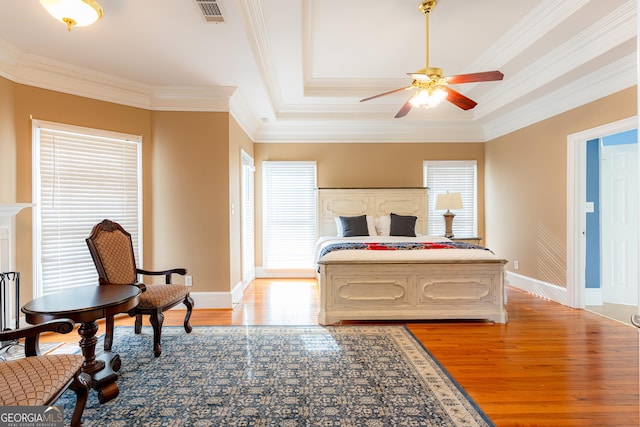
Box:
317, 259, 508, 325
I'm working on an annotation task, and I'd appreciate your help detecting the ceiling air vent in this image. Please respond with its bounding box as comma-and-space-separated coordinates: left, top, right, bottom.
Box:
195, 0, 224, 23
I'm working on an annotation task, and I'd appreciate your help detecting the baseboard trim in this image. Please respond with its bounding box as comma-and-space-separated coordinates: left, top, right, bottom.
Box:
255, 267, 316, 278
167, 291, 234, 309
506, 271, 568, 306
231, 281, 244, 306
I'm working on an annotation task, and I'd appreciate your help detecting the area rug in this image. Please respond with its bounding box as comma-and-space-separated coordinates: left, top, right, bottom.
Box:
0, 341, 62, 361
58, 326, 494, 426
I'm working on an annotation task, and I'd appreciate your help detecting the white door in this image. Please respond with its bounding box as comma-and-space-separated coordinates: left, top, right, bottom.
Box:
601, 143, 638, 305
241, 151, 255, 285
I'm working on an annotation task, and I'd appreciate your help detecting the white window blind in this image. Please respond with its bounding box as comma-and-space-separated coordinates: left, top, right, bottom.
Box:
241, 150, 255, 284
33, 120, 142, 296
262, 161, 317, 269
424, 160, 477, 237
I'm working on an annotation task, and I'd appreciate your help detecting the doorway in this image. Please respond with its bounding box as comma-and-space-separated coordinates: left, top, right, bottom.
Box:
567, 117, 639, 325
241, 150, 255, 287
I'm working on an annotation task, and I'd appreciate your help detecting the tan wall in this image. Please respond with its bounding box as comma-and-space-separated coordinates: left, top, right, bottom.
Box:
3, 72, 637, 301
485, 87, 637, 287
0, 77, 16, 201
11, 82, 152, 303
5, 79, 241, 304
253, 142, 485, 266
150, 111, 231, 294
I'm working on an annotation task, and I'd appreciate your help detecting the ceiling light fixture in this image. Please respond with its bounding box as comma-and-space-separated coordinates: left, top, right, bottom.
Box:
408, 87, 447, 109
39, 0, 104, 31
407, 71, 447, 109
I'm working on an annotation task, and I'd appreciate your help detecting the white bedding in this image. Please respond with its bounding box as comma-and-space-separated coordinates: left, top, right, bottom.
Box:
315, 235, 502, 264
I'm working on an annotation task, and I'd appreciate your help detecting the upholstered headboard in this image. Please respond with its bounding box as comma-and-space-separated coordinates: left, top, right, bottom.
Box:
316, 188, 428, 237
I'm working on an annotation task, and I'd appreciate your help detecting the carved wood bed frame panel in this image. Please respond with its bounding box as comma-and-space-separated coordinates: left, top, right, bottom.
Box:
316, 188, 508, 325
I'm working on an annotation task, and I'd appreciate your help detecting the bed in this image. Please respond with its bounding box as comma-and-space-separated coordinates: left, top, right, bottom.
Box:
315, 188, 508, 325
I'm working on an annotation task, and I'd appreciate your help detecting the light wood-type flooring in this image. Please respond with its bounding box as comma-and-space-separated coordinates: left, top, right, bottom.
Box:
43, 279, 639, 426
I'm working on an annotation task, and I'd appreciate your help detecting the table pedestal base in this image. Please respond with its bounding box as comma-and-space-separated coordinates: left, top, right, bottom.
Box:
93, 352, 122, 403
78, 320, 123, 404
21, 284, 141, 405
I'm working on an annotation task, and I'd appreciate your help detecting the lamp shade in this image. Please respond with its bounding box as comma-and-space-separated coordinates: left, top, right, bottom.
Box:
436, 192, 462, 210
39, 0, 103, 31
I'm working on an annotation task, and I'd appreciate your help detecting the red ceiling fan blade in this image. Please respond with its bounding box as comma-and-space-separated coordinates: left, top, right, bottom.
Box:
446, 71, 504, 85
443, 87, 477, 110
395, 100, 413, 118
361, 86, 412, 102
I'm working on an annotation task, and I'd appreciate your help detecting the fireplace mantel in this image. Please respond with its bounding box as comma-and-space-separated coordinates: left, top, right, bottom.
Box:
0, 203, 33, 273
0, 203, 33, 217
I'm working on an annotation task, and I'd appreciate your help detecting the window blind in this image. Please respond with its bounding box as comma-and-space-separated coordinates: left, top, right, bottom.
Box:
262, 161, 317, 269
34, 121, 142, 296
424, 160, 478, 237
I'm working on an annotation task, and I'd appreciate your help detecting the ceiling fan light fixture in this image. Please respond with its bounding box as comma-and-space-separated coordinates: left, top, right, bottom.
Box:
39, 0, 103, 31
409, 87, 447, 109
360, 0, 503, 117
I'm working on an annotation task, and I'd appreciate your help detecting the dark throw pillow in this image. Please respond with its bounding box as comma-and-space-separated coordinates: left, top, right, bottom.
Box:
339, 215, 369, 237
390, 212, 417, 237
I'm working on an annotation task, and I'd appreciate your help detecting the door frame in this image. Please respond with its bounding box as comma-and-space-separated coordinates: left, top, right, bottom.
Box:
567, 116, 637, 308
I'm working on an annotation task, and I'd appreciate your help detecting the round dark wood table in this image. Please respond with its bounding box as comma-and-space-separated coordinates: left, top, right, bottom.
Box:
22, 285, 141, 403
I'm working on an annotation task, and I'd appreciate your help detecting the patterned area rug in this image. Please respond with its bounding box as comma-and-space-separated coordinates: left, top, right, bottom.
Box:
0, 341, 61, 361
58, 326, 494, 426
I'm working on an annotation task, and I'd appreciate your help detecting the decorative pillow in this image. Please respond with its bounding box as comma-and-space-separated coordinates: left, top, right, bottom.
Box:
339, 215, 370, 237
335, 215, 376, 236
390, 212, 417, 237
375, 215, 391, 236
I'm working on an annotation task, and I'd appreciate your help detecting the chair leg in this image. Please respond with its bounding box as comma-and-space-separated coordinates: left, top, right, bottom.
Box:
104, 315, 115, 352
149, 309, 164, 357
69, 372, 91, 427
134, 314, 143, 334
183, 294, 194, 334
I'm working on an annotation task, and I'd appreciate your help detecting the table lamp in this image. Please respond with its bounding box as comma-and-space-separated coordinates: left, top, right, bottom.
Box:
436, 192, 462, 238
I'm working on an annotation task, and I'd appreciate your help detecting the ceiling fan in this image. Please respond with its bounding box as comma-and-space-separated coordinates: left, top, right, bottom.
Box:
360, 0, 504, 118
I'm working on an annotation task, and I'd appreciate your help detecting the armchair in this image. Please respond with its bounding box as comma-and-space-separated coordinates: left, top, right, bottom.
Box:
86, 219, 194, 357
0, 319, 90, 427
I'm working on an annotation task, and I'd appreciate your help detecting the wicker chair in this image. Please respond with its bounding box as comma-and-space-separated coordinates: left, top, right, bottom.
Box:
0, 319, 90, 427
86, 219, 194, 357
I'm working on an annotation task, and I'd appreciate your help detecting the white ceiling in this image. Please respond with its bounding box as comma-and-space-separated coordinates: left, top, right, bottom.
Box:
0, 0, 636, 142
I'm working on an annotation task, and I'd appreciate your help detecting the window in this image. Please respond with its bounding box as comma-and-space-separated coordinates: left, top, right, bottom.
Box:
33, 120, 142, 296
262, 161, 317, 270
424, 160, 477, 237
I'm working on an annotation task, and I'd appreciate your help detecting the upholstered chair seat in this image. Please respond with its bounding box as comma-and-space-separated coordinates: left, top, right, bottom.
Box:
0, 354, 84, 405
137, 284, 190, 310
0, 320, 90, 427
86, 219, 194, 357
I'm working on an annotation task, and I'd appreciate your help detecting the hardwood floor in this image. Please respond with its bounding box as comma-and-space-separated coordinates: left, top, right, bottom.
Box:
45, 278, 639, 426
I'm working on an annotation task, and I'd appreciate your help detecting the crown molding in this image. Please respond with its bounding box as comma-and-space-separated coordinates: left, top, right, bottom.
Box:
474, 1, 636, 121
0, 39, 21, 81
150, 86, 236, 111
465, 0, 591, 72
251, 117, 483, 143
0, 41, 235, 112
237, 0, 283, 112
482, 53, 637, 141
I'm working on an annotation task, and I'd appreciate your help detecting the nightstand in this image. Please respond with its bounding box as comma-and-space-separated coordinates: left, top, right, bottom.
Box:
450, 237, 482, 245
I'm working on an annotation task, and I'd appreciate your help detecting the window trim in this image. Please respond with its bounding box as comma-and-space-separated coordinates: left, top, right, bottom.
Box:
32, 119, 143, 297
423, 160, 478, 237
261, 161, 317, 275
